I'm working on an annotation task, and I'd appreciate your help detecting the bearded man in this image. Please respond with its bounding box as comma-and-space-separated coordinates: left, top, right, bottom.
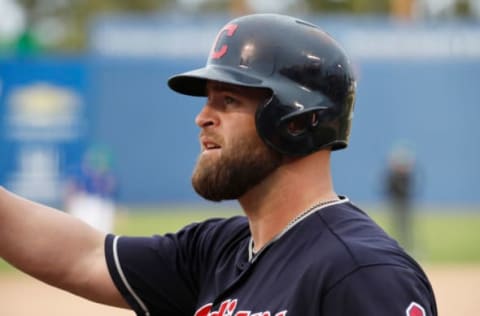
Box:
0, 13, 437, 316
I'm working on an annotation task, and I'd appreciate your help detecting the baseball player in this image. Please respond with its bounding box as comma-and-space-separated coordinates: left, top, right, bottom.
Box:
0, 14, 437, 316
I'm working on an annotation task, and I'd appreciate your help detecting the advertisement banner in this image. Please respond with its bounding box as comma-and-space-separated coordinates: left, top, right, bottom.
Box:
0, 58, 88, 206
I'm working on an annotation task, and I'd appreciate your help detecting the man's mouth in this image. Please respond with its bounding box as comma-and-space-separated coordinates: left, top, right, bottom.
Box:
205, 143, 221, 150
201, 138, 222, 152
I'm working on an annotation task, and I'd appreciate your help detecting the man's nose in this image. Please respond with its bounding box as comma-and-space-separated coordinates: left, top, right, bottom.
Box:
195, 104, 219, 128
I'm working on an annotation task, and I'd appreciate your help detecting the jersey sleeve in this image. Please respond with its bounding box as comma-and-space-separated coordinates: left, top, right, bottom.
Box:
321, 264, 437, 316
104, 219, 220, 316
104, 216, 249, 316
105, 233, 199, 316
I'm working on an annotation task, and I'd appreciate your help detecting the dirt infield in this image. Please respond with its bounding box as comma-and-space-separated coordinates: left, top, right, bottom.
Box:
0, 264, 479, 315
425, 264, 480, 315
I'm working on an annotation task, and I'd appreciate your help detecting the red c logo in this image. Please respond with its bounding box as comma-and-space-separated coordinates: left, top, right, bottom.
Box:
406, 302, 426, 316
210, 24, 238, 59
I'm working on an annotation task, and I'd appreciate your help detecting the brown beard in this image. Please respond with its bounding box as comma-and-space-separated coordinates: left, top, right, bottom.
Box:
192, 132, 282, 201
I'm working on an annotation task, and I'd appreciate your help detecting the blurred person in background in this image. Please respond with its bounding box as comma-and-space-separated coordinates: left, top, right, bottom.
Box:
65, 144, 117, 233
384, 143, 417, 252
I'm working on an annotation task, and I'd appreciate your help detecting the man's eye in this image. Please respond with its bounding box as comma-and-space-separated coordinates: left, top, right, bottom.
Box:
224, 96, 236, 104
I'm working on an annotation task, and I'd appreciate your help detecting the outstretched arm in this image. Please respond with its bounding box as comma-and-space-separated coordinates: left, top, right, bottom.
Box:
0, 186, 129, 309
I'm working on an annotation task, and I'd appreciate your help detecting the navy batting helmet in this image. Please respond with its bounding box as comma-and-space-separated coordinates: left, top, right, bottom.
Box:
168, 14, 356, 156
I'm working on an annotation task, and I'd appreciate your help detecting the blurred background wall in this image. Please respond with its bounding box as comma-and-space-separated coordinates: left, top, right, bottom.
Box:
0, 0, 479, 207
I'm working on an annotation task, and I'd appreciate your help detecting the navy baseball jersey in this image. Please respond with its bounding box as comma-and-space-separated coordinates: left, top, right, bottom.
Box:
105, 198, 437, 316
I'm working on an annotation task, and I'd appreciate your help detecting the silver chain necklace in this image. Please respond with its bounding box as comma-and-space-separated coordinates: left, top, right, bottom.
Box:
248, 198, 342, 262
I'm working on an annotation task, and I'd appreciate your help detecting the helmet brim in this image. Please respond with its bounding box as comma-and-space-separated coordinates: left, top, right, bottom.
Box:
168, 66, 265, 97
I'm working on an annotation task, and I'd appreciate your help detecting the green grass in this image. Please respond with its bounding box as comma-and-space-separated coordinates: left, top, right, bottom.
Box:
1, 204, 479, 273
374, 210, 480, 263
420, 212, 480, 262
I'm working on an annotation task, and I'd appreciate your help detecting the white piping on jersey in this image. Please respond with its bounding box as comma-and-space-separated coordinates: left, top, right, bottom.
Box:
248, 197, 349, 263
113, 235, 151, 316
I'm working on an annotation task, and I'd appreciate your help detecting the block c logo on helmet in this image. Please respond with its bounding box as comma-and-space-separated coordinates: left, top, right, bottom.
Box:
210, 24, 239, 59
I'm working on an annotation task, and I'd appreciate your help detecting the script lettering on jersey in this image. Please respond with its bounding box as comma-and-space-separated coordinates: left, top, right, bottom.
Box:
210, 24, 239, 59
194, 299, 287, 316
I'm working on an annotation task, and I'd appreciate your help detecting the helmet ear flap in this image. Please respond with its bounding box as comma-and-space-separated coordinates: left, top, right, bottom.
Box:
256, 96, 286, 154
256, 96, 333, 156
281, 110, 323, 137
